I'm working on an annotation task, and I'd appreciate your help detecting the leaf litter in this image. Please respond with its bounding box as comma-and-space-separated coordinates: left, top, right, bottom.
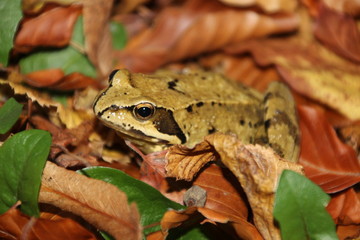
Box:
0, 0, 359, 239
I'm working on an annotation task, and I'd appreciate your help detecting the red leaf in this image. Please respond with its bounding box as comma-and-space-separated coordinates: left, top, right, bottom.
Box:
15, 5, 82, 53
298, 105, 360, 193
314, 4, 360, 63
327, 188, 360, 225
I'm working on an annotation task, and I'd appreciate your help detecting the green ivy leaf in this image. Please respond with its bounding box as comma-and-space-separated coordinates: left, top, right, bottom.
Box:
0, 98, 23, 134
0, 0, 22, 66
110, 21, 127, 50
274, 170, 338, 240
19, 16, 96, 78
0, 129, 52, 217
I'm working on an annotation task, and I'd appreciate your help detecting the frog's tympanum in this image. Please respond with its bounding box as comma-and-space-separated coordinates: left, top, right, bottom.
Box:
93, 69, 300, 162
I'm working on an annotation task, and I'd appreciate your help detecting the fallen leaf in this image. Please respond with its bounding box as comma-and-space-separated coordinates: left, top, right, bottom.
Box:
298, 105, 360, 193
165, 141, 217, 181
227, 38, 360, 120
39, 162, 142, 240
161, 207, 263, 240
205, 133, 303, 240
302, 0, 360, 16
327, 188, 360, 225
115, 0, 299, 72
219, 0, 298, 13
14, 5, 82, 53
314, 4, 360, 63
0, 208, 97, 240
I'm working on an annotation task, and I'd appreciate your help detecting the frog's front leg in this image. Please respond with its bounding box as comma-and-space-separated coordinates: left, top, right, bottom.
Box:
262, 82, 300, 162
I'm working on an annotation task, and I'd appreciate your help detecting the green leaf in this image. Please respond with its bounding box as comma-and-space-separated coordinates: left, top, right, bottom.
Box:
274, 170, 338, 240
0, 129, 52, 217
110, 21, 127, 50
0, 98, 23, 134
80, 167, 184, 235
0, 0, 23, 66
19, 16, 96, 78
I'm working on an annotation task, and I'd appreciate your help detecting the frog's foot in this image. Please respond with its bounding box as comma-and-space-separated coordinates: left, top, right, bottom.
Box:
263, 82, 300, 162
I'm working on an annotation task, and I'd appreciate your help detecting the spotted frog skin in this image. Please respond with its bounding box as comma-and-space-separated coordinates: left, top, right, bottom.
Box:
93, 69, 300, 162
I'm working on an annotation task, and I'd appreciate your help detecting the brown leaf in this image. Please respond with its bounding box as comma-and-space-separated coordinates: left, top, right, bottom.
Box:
314, 4, 360, 63
82, 0, 114, 76
165, 141, 217, 181
115, 0, 299, 72
298, 105, 360, 193
161, 207, 263, 240
219, 0, 298, 13
0, 208, 96, 240
327, 188, 360, 225
227, 38, 360, 120
14, 5, 82, 53
39, 162, 142, 240
24, 69, 65, 87
205, 133, 303, 240
302, 0, 360, 16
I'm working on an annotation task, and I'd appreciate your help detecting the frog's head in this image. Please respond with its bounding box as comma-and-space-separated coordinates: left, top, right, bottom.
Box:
93, 69, 187, 153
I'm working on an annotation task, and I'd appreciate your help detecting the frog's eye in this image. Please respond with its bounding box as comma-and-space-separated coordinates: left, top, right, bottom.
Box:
108, 69, 119, 83
133, 102, 155, 120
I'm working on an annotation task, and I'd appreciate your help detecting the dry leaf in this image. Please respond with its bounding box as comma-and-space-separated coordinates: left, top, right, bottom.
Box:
205, 133, 303, 240
14, 5, 82, 53
115, 0, 299, 72
327, 188, 360, 225
39, 162, 142, 240
302, 0, 360, 16
298, 105, 360, 193
165, 141, 217, 181
81, 0, 114, 76
0, 208, 97, 240
219, 0, 298, 13
227, 38, 360, 120
314, 4, 360, 63
161, 207, 263, 240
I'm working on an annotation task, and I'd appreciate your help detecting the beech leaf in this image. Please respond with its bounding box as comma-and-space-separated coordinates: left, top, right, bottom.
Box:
0, 0, 22, 66
39, 162, 142, 240
19, 16, 96, 78
274, 170, 338, 240
0, 129, 51, 217
115, 0, 299, 72
0, 98, 23, 134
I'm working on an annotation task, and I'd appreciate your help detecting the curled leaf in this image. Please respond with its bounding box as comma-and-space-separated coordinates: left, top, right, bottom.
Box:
205, 133, 303, 239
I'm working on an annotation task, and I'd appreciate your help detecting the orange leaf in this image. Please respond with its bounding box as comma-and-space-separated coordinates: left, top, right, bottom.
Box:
165, 141, 217, 181
327, 188, 360, 225
25, 69, 64, 87
0, 208, 96, 240
298, 105, 360, 193
14, 5, 82, 53
314, 4, 360, 63
39, 162, 142, 240
219, 0, 298, 13
115, 0, 299, 72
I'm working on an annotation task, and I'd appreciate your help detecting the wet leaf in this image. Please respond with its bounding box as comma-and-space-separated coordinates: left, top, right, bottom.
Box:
274, 170, 337, 240
0, 130, 51, 217
39, 162, 142, 240
0, 98, 23, 134
0, 0, 22, 66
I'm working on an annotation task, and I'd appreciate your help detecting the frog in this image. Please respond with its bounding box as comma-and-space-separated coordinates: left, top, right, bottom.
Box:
93, 69, 300, 162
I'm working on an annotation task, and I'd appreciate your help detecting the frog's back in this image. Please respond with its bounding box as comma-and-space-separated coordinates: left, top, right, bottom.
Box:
130, 70, 262, 110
